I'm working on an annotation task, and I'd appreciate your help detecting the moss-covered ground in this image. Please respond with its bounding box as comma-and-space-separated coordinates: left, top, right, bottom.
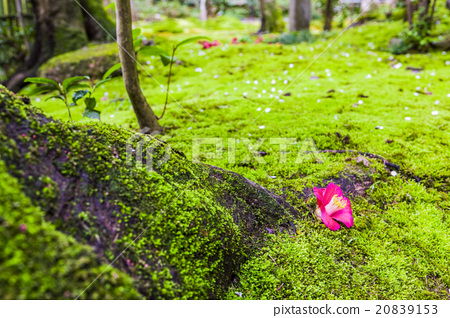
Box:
10, 13, 450, 299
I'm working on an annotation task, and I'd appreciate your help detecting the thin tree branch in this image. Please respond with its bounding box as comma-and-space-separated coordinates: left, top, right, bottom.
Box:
158, 46, 176, 120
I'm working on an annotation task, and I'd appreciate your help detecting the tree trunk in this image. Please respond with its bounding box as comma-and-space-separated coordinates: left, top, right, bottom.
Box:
259, 0, 285, 33
116, 0, 162, 133
406, 0, 413, 29
419, 0, 430, 19
199, 0, 207, 21
79, 0, 116, 42
323, 0, 333, 31
206, 0, 215, 18
289, 0, 310, 32
4, 0, 115, 92
429, 0, 437, 26
15, 0, 31, 51
5, 0, 88, 91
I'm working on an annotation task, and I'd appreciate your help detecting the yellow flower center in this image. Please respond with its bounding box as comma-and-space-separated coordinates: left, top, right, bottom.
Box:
332, 195, 347, 209
324, 195, 347, 214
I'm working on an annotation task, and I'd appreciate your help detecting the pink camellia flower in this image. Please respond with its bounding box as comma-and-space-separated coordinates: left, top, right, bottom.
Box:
19, 223, 27, 232
313, 183, 353, 231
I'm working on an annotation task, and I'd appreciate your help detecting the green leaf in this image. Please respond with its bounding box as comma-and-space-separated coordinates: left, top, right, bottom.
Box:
105, 2, 115, 11
138, 46, 172, 66
175, 36, 212, 49
62, 76, 90, 93
84, 97, 97, 110
132, 28, 142, 40
68, 83, 91, 91
138, 46, 169, 56
103, 63, 122, 80
25, 85, 58, 96
72, 90, 89, 105
93, 78, 112, 92
45, 95, 65, 102
83, 109, 101, 120
133, 38, 143, 50
24, 77, 59, 90
160, 54, 172, 66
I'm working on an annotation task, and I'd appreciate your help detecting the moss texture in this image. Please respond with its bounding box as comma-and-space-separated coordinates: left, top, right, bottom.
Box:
0, 86, 297, 299
38, 43, 120, 83
0, 161, 141, 300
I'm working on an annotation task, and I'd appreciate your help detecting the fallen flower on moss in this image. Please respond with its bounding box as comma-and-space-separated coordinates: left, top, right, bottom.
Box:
313, 183, 353, 231
199, 40, 221, 49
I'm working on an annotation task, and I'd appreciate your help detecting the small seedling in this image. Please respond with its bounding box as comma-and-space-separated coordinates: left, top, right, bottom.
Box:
24, 76, 110, 121
103, 29, 211, 120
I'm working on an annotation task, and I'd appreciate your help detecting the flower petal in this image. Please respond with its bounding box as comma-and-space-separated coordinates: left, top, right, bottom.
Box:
313, 187, 325, 201
330, 200, 353, 228
320, 210, 341, 231
323, 183, 343, 205
313, 187, 326, 209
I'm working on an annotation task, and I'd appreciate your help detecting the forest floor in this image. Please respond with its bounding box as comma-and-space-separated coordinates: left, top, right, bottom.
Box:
27, 16, 450, 299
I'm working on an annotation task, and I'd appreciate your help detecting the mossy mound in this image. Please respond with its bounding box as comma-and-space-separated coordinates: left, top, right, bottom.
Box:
0, 160, 141, 300
0, 86, 297, 299
38, 43, 120, 83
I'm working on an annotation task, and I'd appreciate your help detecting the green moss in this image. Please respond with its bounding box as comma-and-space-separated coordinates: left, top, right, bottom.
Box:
1, 85, 298, 299
53, 26, 89, 56
38, 43, 119, 82
11, 16, 450, 299
0, 160, 141, 299
227, 178, 450, 300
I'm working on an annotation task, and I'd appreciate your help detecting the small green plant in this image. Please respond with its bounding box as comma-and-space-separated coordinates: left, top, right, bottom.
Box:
104, 30, 210, 120
274, 31, 314, 45
392, 19, 432, 55
24, 76, 110, 121
391, 7, 436, 55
